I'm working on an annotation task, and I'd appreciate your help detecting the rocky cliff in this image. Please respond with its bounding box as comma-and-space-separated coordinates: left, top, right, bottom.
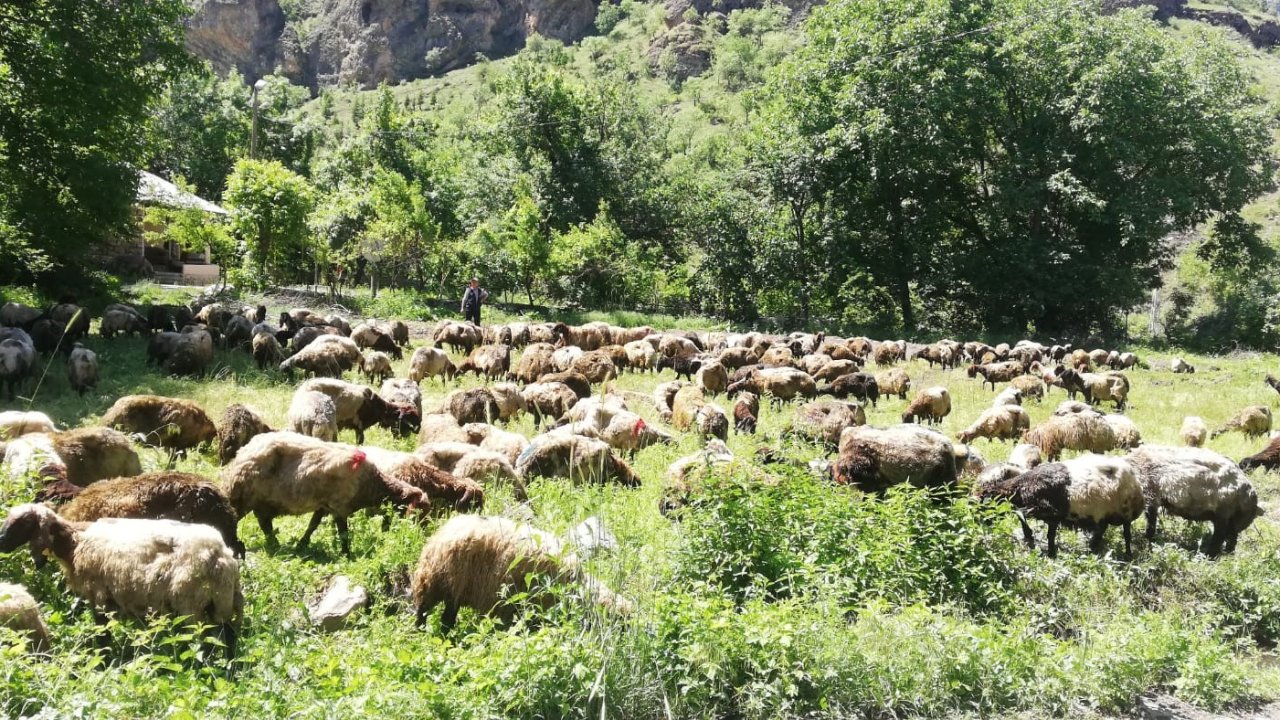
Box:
187, 0, 598, 90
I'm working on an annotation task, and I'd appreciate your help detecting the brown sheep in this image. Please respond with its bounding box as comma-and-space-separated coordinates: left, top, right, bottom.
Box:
351, 322, 403, 360
359, 446, 484, 512
834, 424, 958, 493
433, 321, 481, 355
408, 347, 457, 385
790, 400, 866, 445
874, 368, 912, 400
0, 582, 51, 653
511, 343, 557, 383
537, 371, 592, 400
521, 382, 579, 425
459, 344, 513, 380
436, 388, 502, 425
966, 361, 1025, 392
300, 377, 408, 442
569, 350, 618, 385
1212, 406, 1272, 439
217, 404, 273, 465
101, 395, 217, 453
695, 359, 730, 395
734, 392, 760, 434
360, 351, 395, 385
514, 434, 641, 486
957, 406, 1030, 444
1022, 413, 1117, 461
726, 367, 817, 402
252, 332, 285, 370
671, 385, 728, 441
1009, 375, 1045, 403
51, 428, 142, 485
901, 387, 951, 426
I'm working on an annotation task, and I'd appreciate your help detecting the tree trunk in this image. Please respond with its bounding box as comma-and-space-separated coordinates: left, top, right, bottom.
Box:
896, 275, 914, 332
370, 265, 378, 298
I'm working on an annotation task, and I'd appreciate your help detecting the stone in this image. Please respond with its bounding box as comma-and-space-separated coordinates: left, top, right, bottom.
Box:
306, 575, 368, 631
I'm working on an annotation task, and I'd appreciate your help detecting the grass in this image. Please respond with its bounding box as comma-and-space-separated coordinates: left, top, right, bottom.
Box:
4, 302, 1280, 717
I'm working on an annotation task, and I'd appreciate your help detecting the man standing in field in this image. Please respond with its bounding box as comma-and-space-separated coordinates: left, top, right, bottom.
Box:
462, 277, 488, 326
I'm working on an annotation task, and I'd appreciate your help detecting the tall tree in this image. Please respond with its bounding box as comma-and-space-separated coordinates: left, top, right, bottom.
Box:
225, 159, 316, 287
0, 0, 191, 284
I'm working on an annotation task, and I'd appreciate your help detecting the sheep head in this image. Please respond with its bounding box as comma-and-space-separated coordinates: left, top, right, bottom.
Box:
0, 503, 73, 569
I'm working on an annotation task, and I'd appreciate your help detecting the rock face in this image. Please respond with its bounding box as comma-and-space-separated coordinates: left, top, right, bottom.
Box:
187, 0, 598, 90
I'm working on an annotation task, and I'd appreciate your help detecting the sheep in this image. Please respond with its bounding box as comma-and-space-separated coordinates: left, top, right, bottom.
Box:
28, 317, 68, 355
0, 583, 51, 653
561, 404, 674, 454
360, 351, 395, 385
1053, 400, 1094, 416
726, 367, 817, 402
966, 361, 1024, 392
992, 387, 1023, 407
652, 380, 687, 422
511, 343, 556, 383
1111, 352, 1139, 370
0, 329, 35, 400
288, 390, 339, 441
790, 400, 866, 445
280, 335, 361, 379
56, 471, 244, 557
812, 359, 860, 383
1010, 443, 1043, 470
477, 426, 531, 466
1102, 414, 1142, 450
435, 387, 502, 426
874, 368, 911, 401
660, 439, 741, 515
515, 434, 641, 486
381, 379, 423, 414
623, 340, 660, 372
1087, 349, 1111, 367
521, 382, 579, 425
165, 326, 214, 376
59, 343, 98, 396
488, 383, 527, 422
695, 359, 730, 396
48, 303, 88, 341
1211, 406, 1272, 439
733, 392, 759, 434
872, 341, 904, 366
0, 302, 40, 328
222, 432, 431, 555
538, 371, 593, 400
956, 405, 1030, 444
569, 350, 617, 385
351, 322, 403, 360
1171, 357, 1195, 374
833, 424, 958, 493
759, 345, 796, 368
1180, 416, 1208, 448
300, 378, 404, 443
358, 446, 484, 512
817, 372, 880, 407
1022, 412, 1117, 461
974, 453, 1143, 558
451, 450, 526, 500
655, 354, 702, 382
611, 325, 652, 346
0, 411, 55, 440
901, 386, 951, 426
411, 515, 629, 631
716, 346, 759, 371
407, 347, 456, 386
1127, 445, 1261, 556
416, 441, 486, 473
433, 322, 481, 355
0, 504, 242, 656
217, 404, 273, 466
99, 308, 149, 339
1240, 434, 1280, 473
672, 386, 729, 441
222, 315, 253, 350
101, 395, 217, 455
552, 322, 609, 351
459, 344, 513, 380
1009, 375, 1046, 403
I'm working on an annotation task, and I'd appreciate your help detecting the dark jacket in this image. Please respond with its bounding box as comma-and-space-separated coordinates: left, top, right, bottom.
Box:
462, 287, 487, 313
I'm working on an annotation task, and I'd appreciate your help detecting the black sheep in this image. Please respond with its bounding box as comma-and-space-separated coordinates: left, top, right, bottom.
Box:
656, 354, 702, 382
817, 372, 880, 407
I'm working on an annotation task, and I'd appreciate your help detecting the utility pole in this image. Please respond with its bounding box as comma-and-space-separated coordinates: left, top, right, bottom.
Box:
251, 78, 268, 158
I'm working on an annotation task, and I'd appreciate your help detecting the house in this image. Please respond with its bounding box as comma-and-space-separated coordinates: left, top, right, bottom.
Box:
134, 171, 228, 285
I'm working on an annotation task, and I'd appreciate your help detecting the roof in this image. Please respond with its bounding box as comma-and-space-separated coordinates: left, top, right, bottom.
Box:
136, 170, 227, 215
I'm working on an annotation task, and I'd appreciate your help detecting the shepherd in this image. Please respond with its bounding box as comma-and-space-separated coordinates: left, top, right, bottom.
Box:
461, 277, 488, 326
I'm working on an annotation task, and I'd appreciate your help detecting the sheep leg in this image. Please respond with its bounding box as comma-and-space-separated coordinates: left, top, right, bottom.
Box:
439, 603, 458, 632
355, 426, 366, 444
1144, 504, 1158, 541
1045, 523, 1058, 559
1122, 522, 1132, 557
1089, 524, 1108, 554
334, 514, 352, 557
256, 513, 279, 550
298, 510, 326, 549
1204, 522, 1228, 558
1017, 515, 1037, 550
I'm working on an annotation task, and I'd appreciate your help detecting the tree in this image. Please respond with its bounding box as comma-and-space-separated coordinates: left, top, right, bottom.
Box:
143, 201, 236, 288
146, 65, 249, 199
0, 0, 190, 284
225, 159, 316, 287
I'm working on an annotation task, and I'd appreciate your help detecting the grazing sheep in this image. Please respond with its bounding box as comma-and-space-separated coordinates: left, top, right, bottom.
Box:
812, 359, 860, 383
0, 302, 40, 328
0, 329, 35, 400
1022, 413, 1117, 462
538, 371, 593, 400
1171, 357, 1195, 374
360, 351, 395, 385
974, 453, 1143, 558
0, 504, 242, 656
418, 414, 469, 445
511, 343, 556, 384
165, 326, 214, 376
561, 404, 674, 454
217, 404, 273, 466
22, 428, 141, 486
451, 450, 526, 500
790, 400, 866, 445
1009, 375, 1046, 403
0, 583, 51, 653
1053, 400, 1093, 416
407, 347, 457, 385
1180, 416, 1208, 448
1128, 445, 1261, 556
222, 432, 430, 555
435, 387, 501, 425
60, 343, 97, 396
222, 315, 253, 350
872, 341, 904, 366
1240, 434, 1280, 473
57, 472, 244, 557
655, 354, 702, 382
992, 387, 1022, 407
459, 344, 513, 380
380, 379, 423, 414
28, 317, 67, 355
1010, 443, 1043, 470
1057, 370, 1130, 410
358, 447, 484, 512
515, 434, 641, 487
623, 340, 660, 373
695, 359, 730, 395
288, 390, 339, 441
569, 350, 617, 384
48, 303, 88, 341
1102, 414, 1142, 450
476, 426, 531, 466
652, 380, 687, 422
672, 386, 729, 441
0, 411, 55, 440
901, 387, 951, 426
99, 308, 149, 339
726, 367, 817, 402
101, 395, 217, 454
660, 440, 743, 516
411, 515, 629, 631
488, 383, 527, 422
280, 335, 361, 379
433, 321, 481, 355
966, 361, 1024, 392
1211, 406, 1272, 439
300, 378, 403, 443
351, 322, 403, 360
733, 392, 759, 434
874, 368, 911, 400
521, 382, 579, 425
818, 372, 880, 407
956, 406, 1030, 444
833, 424, 958, 493
1111, 352, 1139, 370
252, 332, 285, 370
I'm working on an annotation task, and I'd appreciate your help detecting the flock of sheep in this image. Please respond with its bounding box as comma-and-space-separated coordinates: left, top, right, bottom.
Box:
0, 298, 1278, 665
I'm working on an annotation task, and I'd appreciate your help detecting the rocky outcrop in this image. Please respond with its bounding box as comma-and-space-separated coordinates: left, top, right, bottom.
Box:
187, 0, 598, 90
1108, 0, 1280, 48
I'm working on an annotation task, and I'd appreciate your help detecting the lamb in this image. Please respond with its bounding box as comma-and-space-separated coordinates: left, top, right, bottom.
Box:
101, 395, 217, 454
351, 322, 403, 360
288, 390, 339, 441
726, 367, 817, 402
459, 344, 513, 380
435, 387, 502, 425
99, 308, 149, 339
833, 424, 958, 493
966, 361, 1024, 392
57, 472, 245, 557
515, 434, 641, 486
411, 515, 629, 631
408, 347, 457, 385
1211, 405, 1272, 439
818, 372, 880, 407
521, 382, 579, 425
222, 432, 431, 555
901, 387, 951, 425
671, 385, 729, 441
1022, 412, 1117, 461
510, 343, 556, 383
0, 504, 242, 655
434, 321, 481, 354
217, 404, 273, 465
300, 378, 404, 442
360, 351, 395, 385
695, 359, 730, 395
656, 354, 702, 382
0, 583, 51, 653
1102, 414, 1142, 450
874, 368, 911, 401
0, 329, 35, 400
956, 405, 1030, 444
279, 335, 361, 379
1128, 445, 1261, 556
0, 411, 55, 440
974, 453, 1143, 558
790, 400, 866, 445
1181, 416, 1208, 448
733, 392, 759, 434
992, 387, 1023, 407
1171, 357, 1195, 374
380, 378, 423, 414
1009, 375, 1046, 403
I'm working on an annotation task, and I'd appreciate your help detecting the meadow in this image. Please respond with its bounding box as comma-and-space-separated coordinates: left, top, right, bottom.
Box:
3, 290, 1280, 719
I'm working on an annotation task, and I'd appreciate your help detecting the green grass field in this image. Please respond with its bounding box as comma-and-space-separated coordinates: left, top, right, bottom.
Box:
4, 297, 1280, 718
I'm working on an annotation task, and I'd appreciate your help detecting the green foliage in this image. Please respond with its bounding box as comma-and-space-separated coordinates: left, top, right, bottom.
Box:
224, 159, 317, 288
142, 184, 236, 285
146, 64, 249, 199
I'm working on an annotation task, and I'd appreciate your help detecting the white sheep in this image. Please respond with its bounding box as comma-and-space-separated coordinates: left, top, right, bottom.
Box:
956, 405, 1030, 443
287, 389, 339, 442
360, 351, 394, 385
1102, 414, 1142, 450
0, 411, 55, 440
0, 582, 50, 653
1127, 445, 1262, 556
1180, 416, 1208, 448
407, 347, 456, 385
991, 387, 1022, 407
